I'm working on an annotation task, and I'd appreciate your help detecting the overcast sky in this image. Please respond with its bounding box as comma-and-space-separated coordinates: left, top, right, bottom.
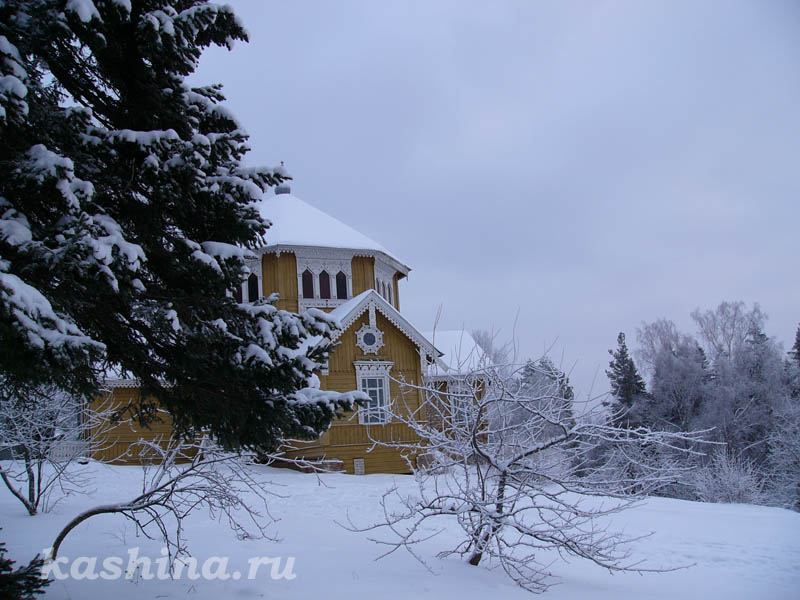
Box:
194, 0, 800, 400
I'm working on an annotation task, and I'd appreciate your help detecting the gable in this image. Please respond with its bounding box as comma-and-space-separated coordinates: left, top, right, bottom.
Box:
327, 290, 438, 361
328, 310, 424, 376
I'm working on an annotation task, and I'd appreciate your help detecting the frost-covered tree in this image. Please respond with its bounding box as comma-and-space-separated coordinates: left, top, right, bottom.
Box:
604, 332, 648, 427
691, 301, 766, 361
0, 384, 120, 515
0, 1, 356, 451
517, 357, 575, 432
698, 324, 786, 465
348, 361, 706, 593
636, 320, 710, 433
766, 399, 800, 510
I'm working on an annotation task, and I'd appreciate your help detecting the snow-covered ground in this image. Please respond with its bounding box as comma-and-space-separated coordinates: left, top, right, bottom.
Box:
2, 461, 799, 599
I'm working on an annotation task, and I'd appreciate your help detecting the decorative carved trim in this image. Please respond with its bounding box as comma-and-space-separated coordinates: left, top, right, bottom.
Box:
102, 378, 139, 389
331, 291, 440, 359
299, 297, 349, 311
356, 323, 384, 355
263, 244, 410, 277
354, 360, 394, 376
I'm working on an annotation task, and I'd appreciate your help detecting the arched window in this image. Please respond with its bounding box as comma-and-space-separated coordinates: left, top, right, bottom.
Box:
302, 269, 314, 299
233, 284, 242, 303
382, 281, 387, 299
388, 284, 392, 305
319, 270, 331, 299
336, 271, 347, 300
247, 273, 259, 302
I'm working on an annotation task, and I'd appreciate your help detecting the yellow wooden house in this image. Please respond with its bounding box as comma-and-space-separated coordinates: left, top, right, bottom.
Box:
98, 181, 485, 474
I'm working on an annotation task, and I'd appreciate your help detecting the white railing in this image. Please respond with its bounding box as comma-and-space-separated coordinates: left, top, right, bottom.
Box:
48, 440, 89, 462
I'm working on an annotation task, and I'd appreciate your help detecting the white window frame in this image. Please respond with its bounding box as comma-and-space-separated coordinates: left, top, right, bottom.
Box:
294, 249, 353, 311
355, 361, 393, 425
356, 323, 384, 355
448, 379, 472, 426
243, 257, 262, 303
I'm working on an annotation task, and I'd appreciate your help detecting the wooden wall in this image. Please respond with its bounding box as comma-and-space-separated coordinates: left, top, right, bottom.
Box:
261, 252, 298, 312
283, 310, 426, 474
351, 256, 375, 297
89, 388, 194, 464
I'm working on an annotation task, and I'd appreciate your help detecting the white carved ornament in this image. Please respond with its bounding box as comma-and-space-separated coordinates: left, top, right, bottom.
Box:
356, 323, 384, 355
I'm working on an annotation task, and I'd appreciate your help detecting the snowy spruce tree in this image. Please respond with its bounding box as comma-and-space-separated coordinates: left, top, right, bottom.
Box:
0, 0, 356, 451
605, 332, 648, 427
0, 531, 48, 600
790, 323, 800, 369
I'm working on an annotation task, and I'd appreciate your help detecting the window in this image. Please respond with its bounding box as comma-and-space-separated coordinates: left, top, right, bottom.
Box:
388, 285, 392, 306
360, 377, 388, 424
336, 271, 347, 300
449, 380, 472, 425
302, 269, 314, 299
233, 285, 242, 303
319, 270, 331, 299
355, 361, 393, 425
247, 273, 259, 302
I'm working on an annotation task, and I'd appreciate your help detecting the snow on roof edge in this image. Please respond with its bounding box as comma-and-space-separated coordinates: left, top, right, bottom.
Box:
254, 193, 410, 271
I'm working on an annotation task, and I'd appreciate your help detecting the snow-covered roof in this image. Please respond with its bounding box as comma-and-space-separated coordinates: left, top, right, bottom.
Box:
423, 330, 488, 376
254, 192, 409, 271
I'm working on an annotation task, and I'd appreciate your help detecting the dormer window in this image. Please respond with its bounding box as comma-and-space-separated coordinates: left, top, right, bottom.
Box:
336, 271, 347, 300
247, 273, 259, 302
319, 270, 331, 299
302, 269, 314, 299
294, 253, 353, 310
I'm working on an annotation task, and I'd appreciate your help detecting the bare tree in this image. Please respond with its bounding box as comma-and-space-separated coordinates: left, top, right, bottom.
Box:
691, 301, 766, 360
471, 328, 515, 375
0, 384, 117, 515
766, 399, 800, 510
346, 361, 708, 593
48, 435, 277, 563
635, 318, 692, 378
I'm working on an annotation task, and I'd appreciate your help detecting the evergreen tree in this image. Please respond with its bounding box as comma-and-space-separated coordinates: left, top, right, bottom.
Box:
0, 532, 48, 600
605, 332, 647, 427
0, 1, 356, 451
519, 356, 576, 431
790, 324, 800, 368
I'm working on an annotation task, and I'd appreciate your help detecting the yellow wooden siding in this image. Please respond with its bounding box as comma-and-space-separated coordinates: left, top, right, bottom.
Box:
283, 310, 426, 474
262, 252, 298, 313
351, 256, 375, 296
89, 388, 197, 464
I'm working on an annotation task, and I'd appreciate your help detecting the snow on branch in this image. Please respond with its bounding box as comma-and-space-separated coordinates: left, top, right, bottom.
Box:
0, 272, 101, 352
344, 359, 711, 593
47, 435, 281, 565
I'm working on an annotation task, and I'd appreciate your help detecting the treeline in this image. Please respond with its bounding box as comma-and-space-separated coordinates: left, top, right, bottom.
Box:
605, 301, 800, 509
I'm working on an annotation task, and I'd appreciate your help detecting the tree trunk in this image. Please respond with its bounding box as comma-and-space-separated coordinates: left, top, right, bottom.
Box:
467, 471, 506, 566
0, 468, 37, 515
